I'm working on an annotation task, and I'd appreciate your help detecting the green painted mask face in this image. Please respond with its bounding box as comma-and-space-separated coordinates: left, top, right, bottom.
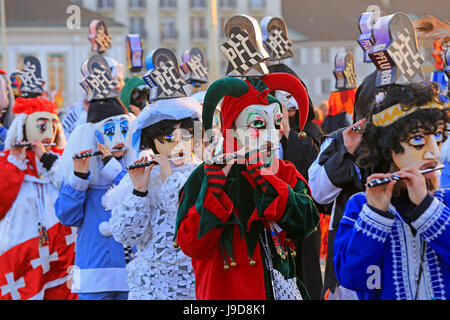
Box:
233, 103, 282, 157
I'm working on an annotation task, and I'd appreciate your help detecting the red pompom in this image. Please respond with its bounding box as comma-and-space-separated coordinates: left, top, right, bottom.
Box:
13, 97, 59, 115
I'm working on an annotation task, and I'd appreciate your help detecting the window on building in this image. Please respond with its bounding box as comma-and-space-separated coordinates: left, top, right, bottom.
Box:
220, 0, 237, 8
47, 54, 65, 97
98, 0, 114, 9
160, 18, 177, 40
191, 17, 207, 39
160, 0, 176, 9
321, 78, 331, 95
191, 0, 206, 8
320, 47, 330, 63
129, 0, 145, 8
130, 17, 146, 38
249, 0, 265, 9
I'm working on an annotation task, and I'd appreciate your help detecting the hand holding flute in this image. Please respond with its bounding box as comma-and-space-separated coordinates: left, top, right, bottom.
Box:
205, 145, 279, 165
366, 165, 444, 211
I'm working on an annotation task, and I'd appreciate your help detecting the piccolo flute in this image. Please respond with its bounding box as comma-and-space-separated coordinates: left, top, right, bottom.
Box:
12, 142, 56, 147
367, 164, 445, 188
205, 146, 280, 165
72, 148, 126, 159
351, 126, 361, 131
126, 154, 192, 170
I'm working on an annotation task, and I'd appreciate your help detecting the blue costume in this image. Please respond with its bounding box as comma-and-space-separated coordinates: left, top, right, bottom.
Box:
334, 190, 450, 300
55, 153, 130, 300
0, 125, 7, 151
54, 54, 134, 300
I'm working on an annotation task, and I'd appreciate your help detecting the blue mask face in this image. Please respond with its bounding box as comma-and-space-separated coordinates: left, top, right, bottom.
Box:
94, 115, 129, 151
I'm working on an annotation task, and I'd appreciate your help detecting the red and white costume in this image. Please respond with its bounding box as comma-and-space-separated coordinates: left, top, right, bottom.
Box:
0, 97, 77, 300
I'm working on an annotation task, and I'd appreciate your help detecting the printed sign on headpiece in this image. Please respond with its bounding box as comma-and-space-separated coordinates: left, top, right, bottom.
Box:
261, 16, 294, 61
18, 56, 45, 94
180, 47, 208, 86
219, 15, 270, 77
358, 11, 378, 63
126, 34, 144, 73
143, 48, 187, 101
333, 52, 357, 90
80, 55, 118, 101
369, 12, 425, 87
89, 20, 112, 54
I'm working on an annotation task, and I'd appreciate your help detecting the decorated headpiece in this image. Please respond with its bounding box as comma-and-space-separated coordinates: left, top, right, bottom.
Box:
80, 55, 119, 102
9, 72, 21, 98
333, 52, 357, 90
260, 16, 294, 61
414, 16, 450, 94
180, 47, 208, 87
89, 20, 112, 54
414, 15, 450, 48
12, 96, 58, 116
371, 100, 449, 127
17, 56, 45, 96
357, 9, 380, 64
126, 34, 144, 73
369, 12, 425, 87
143, 48, 187, 101
219, 15, 270, 77
202, 73, 308, 140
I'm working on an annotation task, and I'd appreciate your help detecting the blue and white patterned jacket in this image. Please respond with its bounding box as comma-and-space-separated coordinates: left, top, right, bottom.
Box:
334, 190, 450, 300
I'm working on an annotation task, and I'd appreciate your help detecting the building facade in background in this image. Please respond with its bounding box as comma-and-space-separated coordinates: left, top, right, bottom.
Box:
2, 0, 446, 109
78, 0, 282, 78
2, 0, 126, 107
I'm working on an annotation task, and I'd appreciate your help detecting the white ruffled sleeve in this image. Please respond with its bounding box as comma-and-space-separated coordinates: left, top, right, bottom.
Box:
109, 192, 153, 249
156, 169, 191, 214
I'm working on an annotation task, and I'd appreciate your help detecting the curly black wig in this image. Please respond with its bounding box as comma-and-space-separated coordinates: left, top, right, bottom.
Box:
139, 117, 196, 154
357, 82, 448, 176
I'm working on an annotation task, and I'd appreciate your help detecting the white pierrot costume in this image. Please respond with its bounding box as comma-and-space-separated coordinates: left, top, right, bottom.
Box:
0, 96, 77, 300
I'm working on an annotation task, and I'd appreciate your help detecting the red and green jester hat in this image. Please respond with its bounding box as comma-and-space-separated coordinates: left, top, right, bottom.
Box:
174, 73, 320, 300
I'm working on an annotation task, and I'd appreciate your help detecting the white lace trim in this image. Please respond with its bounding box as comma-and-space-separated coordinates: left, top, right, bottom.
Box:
354, 204, 394, 242
272, 269, 302, 300
412, 198, 450, 242
7, 154, 28, 171
108, 163, 198, 299
390, 205, 446, 300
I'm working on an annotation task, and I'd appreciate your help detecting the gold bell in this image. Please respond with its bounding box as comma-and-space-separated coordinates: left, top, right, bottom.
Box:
291, 250, 297, 258
173, 241, 179, 248
298, 131, 307, 139
230, 259, 237, 267
223, 263, 230, 270
249, 259, 256, 266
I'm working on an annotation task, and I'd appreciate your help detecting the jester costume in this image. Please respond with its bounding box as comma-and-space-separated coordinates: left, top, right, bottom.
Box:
174, 74, 319, 300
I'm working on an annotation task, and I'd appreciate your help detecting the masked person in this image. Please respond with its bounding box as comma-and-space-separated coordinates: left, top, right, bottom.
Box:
174, 73, 319, 300
0, 69, 15, 151
0, 56, 76, 299
120, 77, 149, 117
103, 95, 202, 300
334, 82, 450, 300
267, 63, 325, 300
54, 56, 134, 300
